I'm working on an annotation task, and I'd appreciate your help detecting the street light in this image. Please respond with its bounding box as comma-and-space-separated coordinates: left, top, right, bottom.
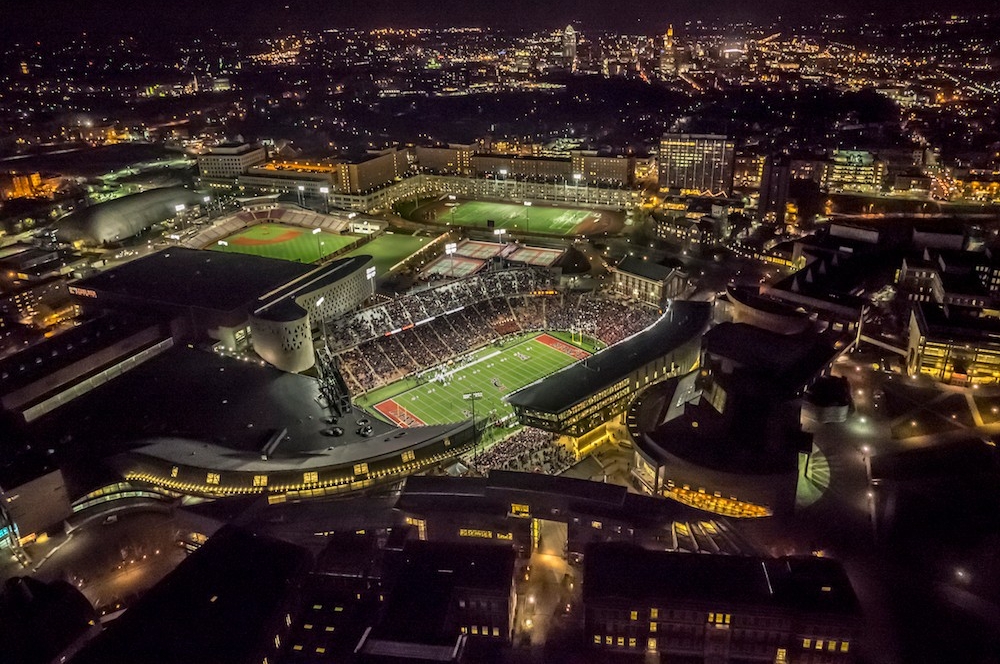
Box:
319, 186, 330, 214
445, 241, 457, 278
463, 391, 483, 466
312, 227, 323, 262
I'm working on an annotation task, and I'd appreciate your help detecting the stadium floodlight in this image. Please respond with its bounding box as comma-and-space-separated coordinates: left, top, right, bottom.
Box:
573, 173, 583, 181
312, 227, 322, 235
448, 194, 456, 201
366, 267, 377, 280
445, 242, 457, 255
203, 195, 211, 203
316, 296, 325, 307
297, 185, 305, 191
319, 186, 329, 194
347, 212, 358, 219
499, 169, 508, 176
174, 204, 186, 213
523, 201, 532, 207
217, 240, 228, 246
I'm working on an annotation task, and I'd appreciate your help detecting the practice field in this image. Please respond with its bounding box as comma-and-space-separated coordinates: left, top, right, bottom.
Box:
343, 233, 437, 276
407, 198, 618, 236
210, 223, 358, 263
355, 332, 593, 427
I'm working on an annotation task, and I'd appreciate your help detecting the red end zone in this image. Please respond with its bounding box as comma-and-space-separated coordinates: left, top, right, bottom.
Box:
535, 333, 591, 360
374, 398, 427, 428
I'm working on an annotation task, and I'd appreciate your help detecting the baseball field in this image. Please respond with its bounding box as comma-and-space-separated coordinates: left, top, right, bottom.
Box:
210, 223, 358, 263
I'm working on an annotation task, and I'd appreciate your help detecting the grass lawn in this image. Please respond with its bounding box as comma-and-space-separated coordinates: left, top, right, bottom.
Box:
210, 223, 358, 263
344, 233, 438, 276
354, 332, 589, 426
420, 200, 597, 236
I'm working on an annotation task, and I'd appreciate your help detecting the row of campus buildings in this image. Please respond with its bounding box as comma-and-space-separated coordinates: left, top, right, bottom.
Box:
195, 136, 930, 215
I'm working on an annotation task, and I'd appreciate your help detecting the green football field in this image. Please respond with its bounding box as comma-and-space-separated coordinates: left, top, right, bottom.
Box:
210, 223, 358, 263
343, 233, 438, 276
428, 200, 595, 236
355, 331, 595, 427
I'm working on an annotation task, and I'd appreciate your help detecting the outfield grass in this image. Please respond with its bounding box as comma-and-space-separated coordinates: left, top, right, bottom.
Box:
210, 223, 358, 263
354, 332, 588, 426
344, 233, 437, 276
426, 200, 594, 236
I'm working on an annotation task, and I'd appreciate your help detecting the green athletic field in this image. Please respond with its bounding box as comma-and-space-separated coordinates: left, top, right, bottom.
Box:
424, 200, 596, 236
343, 233, 438, 276
355, 331, 596, 427
210, 223, 358, 263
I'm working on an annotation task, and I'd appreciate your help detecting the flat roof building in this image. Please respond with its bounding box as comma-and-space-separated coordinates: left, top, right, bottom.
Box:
583, 542, 862, 662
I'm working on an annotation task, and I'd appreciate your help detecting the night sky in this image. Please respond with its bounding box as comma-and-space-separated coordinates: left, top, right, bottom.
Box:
7, 0, 998, 37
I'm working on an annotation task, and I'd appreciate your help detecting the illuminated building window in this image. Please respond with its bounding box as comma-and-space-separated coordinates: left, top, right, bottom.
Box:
253, 475, 268, 487
617, 636, 625, 646
315, 647, 325, 654
303, 471, 318, 484
630, 610, 638, 621
292, 645, 303, 651
492, 627, 499, 637
510, 503, 530, 517
828, 641, 836, 652
591, 521, 602, 530
206, 473, 220, 485
605, 636, 612, 645
594, 635, 601, 644
816, 640, 824, 650
354, 462, 369, 475
304, 624, 313, 630
803, 639, 811, 649
324, 626, 334, 632
461, 627, 468, 634
285, 614, 291, 627
170, 466, 178, 478
841, 642, 850, 653
273, 635, 281, 648
401, 450, 415, 462
650, 622, 657, 632
471, 626, 478, 635
629, 637, 637, 648
647, 637, 657, 651
650, 608, 658, 619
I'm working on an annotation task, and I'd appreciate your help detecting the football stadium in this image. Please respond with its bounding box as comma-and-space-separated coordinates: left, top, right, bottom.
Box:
399, 197, 623, 236
354, 331, 597, 428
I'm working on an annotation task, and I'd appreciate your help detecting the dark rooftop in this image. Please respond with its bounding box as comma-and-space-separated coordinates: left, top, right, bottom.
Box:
615, 255, 678, 282
372, 540, 514, 644
506, 300, 710, 414
583, 542, 860, 616
71, 526, 312, 664
75, 247, 315, 313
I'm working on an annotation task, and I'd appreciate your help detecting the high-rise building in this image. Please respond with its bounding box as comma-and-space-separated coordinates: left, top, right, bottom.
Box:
758, 154, 791, 225
658, 134, 735, 194
197, 142, 266, 180
562, 25, 578, 70
659, 25, 677, 78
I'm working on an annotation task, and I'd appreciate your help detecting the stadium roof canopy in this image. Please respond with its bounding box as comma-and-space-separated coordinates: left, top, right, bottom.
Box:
55, 187, 203, 245
506, 300, 710, 414
74, 247, 315, 313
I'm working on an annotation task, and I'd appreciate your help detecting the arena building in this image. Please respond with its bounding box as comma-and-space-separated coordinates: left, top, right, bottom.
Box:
55, 187, 204, 246
506, 301, 710, 455
628, 323, 844, 517
70, 247, 374, 372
